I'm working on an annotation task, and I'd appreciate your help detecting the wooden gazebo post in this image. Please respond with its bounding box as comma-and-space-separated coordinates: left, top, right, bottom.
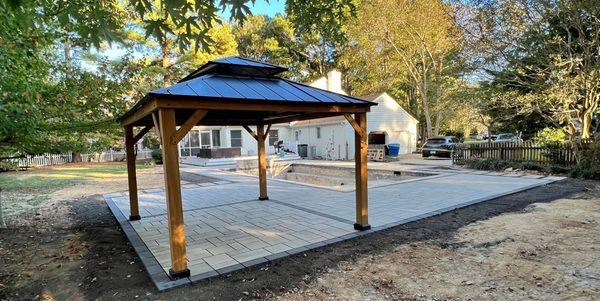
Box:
257, 123, 269, 200
345, 112, 370, 230
158, 108, 190, 278
124, 125, 141, 221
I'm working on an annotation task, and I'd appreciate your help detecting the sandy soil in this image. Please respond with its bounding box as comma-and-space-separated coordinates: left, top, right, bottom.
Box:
0, 166, 598, 301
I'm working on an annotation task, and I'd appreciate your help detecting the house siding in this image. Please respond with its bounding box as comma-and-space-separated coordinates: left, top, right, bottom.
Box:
365, 93, 418, 154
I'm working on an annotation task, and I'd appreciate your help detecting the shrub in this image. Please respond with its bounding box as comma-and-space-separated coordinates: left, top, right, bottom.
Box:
151, 149, 163, 164
516, 161, 545, 171
0, 161, 18, 172
546, 164, 569, 174
568, 164, 600, 180
579, 140, 600, 169
465, 158, 511, 171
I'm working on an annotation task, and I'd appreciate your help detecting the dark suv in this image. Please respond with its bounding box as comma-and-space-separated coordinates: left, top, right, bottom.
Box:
422, 136, 460, 158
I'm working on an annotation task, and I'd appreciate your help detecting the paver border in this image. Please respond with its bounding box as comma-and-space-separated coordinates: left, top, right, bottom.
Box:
105, 173, 565, 292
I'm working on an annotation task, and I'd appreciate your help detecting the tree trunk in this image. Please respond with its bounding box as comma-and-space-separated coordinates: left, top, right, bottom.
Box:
72, 152, 82, 163
434, 111, 441, 136
161, 39, 171, 86
581, 113, 591, 139
420, 90, 433, 138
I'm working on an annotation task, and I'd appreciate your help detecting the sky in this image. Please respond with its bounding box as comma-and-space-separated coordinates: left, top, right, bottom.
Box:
219, 0, 285, 19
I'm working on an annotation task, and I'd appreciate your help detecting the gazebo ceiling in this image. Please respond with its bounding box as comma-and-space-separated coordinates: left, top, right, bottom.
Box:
118, 56, 376, 127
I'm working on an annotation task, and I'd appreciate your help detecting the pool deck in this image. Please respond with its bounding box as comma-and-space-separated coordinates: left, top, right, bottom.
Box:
104, 162, 563, 291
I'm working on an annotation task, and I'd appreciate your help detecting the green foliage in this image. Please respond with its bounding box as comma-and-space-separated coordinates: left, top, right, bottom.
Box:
142, 135, 161, 150
343, 0, 468, 137
151, 149, 163, 164
579, 140, 600, 168
464, 158, 600, 180
534, 128, 568, 145
0, 161, 18, 172
444, 130, 465, 141
568, 165, 600, 180
479, 0, 600, 140
464, 158, 512, 171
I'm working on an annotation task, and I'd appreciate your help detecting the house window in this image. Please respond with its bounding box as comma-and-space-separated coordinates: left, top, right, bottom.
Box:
230, 130, 242, 147
268, 129, 279, 146
200, 132, 211, 148
212, 130, 221, 147
316, 127, 321, 139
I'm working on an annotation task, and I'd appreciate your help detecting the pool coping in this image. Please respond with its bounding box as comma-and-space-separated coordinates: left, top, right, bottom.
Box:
226, 166, 449, 193
105, 174, 563, 292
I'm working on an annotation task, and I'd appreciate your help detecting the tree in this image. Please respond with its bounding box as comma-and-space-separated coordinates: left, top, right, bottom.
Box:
286, 0, 358, 78
484, 0, 599, 140
344, 0, 466, 138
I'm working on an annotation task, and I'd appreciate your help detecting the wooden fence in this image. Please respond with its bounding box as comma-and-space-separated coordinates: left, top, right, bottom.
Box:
452, 141, 590, 166
3, 149, 153, 168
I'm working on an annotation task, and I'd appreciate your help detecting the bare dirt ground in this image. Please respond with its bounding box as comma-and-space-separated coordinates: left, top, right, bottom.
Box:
0, 164, 598, 301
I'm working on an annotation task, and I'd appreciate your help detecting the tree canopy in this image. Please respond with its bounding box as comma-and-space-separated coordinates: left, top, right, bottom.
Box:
1, 0, 598, 157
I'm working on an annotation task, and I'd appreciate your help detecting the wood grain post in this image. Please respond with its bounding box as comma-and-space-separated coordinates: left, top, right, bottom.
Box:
125, 125, 141, 221
158, 108, 190, 279
257, 124, 269, 200
354, 112, 370, 231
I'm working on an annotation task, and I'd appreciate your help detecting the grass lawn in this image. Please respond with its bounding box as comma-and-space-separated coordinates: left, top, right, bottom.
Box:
0, 162, 151, 191
0, 162, 152, 224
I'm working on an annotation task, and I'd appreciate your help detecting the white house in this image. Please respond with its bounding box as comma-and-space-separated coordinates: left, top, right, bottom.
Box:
176, 70, 418, 163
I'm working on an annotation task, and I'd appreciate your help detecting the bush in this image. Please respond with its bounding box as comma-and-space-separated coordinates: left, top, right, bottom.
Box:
579, 140, 600, 169
0, 161, 18, 172
546, 164, 569, 174
465, 158, 512, 171
151, 149, 163, 164
568, 164, 600, 180
464, 158, 600, 180
516, 161, 545, 171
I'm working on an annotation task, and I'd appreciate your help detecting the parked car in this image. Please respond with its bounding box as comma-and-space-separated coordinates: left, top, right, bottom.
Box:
422, 136, 461, 158
494, 133, 521, 142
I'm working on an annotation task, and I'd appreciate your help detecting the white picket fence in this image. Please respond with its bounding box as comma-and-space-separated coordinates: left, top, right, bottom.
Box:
13, 149, 153, 167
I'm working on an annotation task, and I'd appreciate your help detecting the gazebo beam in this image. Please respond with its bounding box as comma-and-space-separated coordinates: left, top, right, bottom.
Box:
172, 110, 208, 144
152, 112, 162, 143
242, 125, 258, 140
344, 114, 366, 138
156, 98, 369, 113
121, 99, 158, 126
353, 112, 370, 231
158, 108, 190, 279
124, 125, 140, 221
256, 123, 268, 200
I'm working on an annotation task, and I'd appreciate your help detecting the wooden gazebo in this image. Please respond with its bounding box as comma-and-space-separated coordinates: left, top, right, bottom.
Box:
118, 56, 376, 279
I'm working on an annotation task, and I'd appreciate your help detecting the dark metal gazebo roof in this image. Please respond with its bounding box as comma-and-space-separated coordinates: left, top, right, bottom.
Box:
119, 56, 376, 127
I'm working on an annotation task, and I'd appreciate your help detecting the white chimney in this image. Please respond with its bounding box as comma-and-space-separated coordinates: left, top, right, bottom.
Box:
327, 70, 343, 93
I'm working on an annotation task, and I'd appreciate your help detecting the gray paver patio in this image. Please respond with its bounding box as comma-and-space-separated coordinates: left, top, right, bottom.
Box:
104, 163, 563, 291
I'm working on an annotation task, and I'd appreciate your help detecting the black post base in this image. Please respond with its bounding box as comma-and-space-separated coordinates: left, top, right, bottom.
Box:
169, 268, 190, 279
353, 223, 371, 231
258, 196, 269, 201
129, 215, 141, 221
